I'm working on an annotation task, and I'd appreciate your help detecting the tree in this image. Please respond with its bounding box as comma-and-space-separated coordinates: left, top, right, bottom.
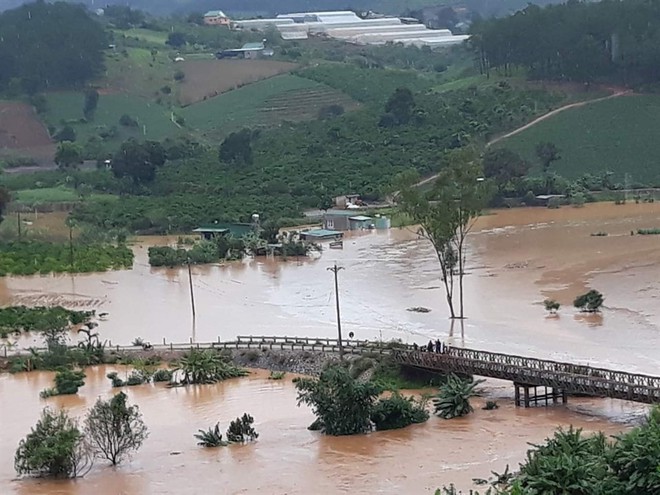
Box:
166, 32, 187, 48
83, 89, 99, 120
41, 368, 86, 398
543, 299, 560, 314
15, 408, 92, 478
483, 148, 530, 192
111, 139, 166, 186
295, 365, 382, 436
535, 142, 561, 194
0, 186, 10, 225
55, 142, 83, 170
54, 126, 77, 143
398, 148, 491, 319
219, 129, 253, 165
433, 374, 484, 419
383, 87, 415, 125
573, 289, 604, 312
84, 392, 148, 465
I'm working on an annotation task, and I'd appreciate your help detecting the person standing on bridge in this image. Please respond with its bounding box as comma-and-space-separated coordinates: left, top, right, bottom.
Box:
435, 339, 442, 353
427, 340, 434, 352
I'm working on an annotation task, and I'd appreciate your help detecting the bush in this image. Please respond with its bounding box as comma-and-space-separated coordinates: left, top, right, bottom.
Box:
173, 70, 185, 81
107, 371, 125, 387
152, 369, 173, 382
226, 413, 258, 443
370, 392, 429, 431
40, 368, 85, 397
268, 371, 285, 380
14, 408, 91, 478
543, 299, 560, 314
573, 290, 604, 313
195, 423, 226, 447
433, 374, 483, 419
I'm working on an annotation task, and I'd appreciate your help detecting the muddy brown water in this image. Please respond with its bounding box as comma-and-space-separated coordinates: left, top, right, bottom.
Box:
1, 203, 659, 493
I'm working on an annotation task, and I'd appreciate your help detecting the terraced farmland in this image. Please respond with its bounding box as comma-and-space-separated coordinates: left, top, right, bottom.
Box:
181, 74, 358, 140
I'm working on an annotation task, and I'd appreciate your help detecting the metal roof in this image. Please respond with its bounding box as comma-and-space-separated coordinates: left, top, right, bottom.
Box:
300, 229, 343, 237
204, 10, 227, 17
193, 227, 229, 233
349, 215, 372, 221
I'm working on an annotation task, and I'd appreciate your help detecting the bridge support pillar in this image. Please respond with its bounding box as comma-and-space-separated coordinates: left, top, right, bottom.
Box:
514, 383, 567, 408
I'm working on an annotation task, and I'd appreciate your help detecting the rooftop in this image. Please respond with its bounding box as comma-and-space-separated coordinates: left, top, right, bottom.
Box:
301, 229, 343, 238
349, 215, 372, 221
205, 10, 227, 17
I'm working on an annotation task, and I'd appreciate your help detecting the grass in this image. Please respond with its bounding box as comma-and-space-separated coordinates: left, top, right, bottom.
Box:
181, 74, 357, 140
44, 91, 183, 145
103, 47, 177, 99
496, 94, 660, 184
113, 28, 169, 45
13, 187, 117, 205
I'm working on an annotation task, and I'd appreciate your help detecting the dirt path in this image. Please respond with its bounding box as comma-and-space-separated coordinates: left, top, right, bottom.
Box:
486, 89, 631, 148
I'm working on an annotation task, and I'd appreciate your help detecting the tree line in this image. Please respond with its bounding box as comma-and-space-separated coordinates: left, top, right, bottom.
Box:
0, 1, 106, 94
470, 0, 660, 87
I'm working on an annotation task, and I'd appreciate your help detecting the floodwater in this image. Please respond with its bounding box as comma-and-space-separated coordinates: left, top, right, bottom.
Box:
1, 203, 659, 493
0, 368, 640, 495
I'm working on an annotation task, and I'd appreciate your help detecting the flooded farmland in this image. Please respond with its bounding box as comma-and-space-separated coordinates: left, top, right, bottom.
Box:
1, 203, 659, 494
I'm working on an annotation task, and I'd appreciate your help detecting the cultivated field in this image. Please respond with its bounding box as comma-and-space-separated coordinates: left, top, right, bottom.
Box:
181, 74, 358, 140
497, 94, 660, 184
178, 59, 298, 106
44, 92, 183, 145
0, 101, 54, 162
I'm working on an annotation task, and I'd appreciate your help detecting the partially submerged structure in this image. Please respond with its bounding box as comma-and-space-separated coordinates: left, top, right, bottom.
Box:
193, 223, 256, 240
299, 229, 344, 241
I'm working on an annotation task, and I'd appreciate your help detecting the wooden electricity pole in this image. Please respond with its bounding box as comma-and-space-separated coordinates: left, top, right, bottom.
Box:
187, 259, 196, 321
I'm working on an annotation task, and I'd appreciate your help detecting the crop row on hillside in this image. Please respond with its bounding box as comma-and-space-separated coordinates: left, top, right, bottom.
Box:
497, 94, 660, 185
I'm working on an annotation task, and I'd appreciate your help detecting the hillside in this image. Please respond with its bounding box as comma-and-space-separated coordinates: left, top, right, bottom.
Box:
495, 94, 660, 185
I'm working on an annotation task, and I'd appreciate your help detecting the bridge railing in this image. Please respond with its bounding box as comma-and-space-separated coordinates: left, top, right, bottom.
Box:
446, 347, 660, 389
392, 350, 660, 404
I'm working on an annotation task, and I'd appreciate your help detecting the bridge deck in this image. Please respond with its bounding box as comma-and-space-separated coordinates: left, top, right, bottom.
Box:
391, 347, 660, 404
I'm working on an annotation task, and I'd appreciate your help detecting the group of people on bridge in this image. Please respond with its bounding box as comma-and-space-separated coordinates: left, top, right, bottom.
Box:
412, 339, 448, 354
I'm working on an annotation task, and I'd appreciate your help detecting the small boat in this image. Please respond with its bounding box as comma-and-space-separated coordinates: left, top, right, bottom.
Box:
329, 240, 343, 249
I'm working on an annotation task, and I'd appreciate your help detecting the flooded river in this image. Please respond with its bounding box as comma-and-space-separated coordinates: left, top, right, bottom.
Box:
1, 203, 659, 493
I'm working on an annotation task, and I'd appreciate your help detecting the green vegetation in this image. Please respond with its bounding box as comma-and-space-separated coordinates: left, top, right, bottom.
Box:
195, 413, 258, 447
433, 374, 483, 419
195, 424, 227, 447
181, 75, 356, 140
574, 290, 604, 313
473, 0, 660, 88
446, 408, 660, 494
173, 349, 248, 385
40, 369, 86, 398
0, 306, 94, 338
295, 364, 430, 436
370, 392, 429, 431
543, 299, 560, 315
0, 240, 133, 276
637, 228, 660, 235
14, 408, 90, 479
268, 371, 286, 380
226, 414, 259, 443
0, 2, 105, 93
496, 95, 660, 184
84, 392, 148, 465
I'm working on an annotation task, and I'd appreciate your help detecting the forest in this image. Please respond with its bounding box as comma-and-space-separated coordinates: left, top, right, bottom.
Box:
0, 2, 106, 93
471, 0, 660, 88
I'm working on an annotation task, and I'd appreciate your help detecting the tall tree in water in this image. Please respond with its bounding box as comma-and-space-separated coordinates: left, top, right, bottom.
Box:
397, 148, 491, 319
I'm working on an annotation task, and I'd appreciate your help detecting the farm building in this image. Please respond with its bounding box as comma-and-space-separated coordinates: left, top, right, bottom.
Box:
257, 10, 469, 47
204, 10, 230, 26
299, 229, 344, 241
193, 222, 256, 240
322, 210, 378, 231
216, 42, 274, 60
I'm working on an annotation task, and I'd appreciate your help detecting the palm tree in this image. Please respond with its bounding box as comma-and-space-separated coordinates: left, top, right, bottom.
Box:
174, 349, 247, 385
433, 374, 484, 419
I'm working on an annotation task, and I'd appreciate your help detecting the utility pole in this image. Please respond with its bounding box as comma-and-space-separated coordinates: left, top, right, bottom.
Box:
187, 259, 197, 322
327, 263, 344, 359
17, 211, 21, 239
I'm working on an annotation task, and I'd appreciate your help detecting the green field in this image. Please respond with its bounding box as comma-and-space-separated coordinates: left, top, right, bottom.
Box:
44, 91, 183, 144
496, 95, 660, 185
181, 74, 357, 140
13, 187, 118, 205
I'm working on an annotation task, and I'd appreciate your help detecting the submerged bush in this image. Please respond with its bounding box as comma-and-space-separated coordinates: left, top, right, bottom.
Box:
370, 392, 429, 431
433, 374, 483, 419
40, 369, 86, 398
195, 423, 227, 447
226, 414, 259, 443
